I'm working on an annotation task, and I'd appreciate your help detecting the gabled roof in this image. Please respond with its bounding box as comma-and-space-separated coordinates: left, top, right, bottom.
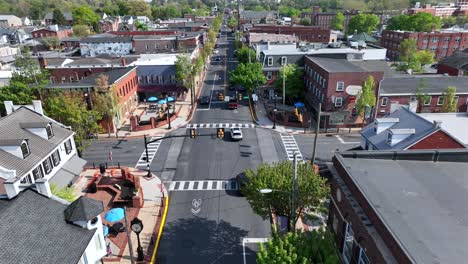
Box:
80, 36, 132, 43
44, 12, 73, 21
64, 196, 104, 222
380, 76, 468, 95
418, 112, 468, 145
0, 107, 74, 179
0, 189, 96, 264
439, 50, 468, 70
361, 107, 438, 150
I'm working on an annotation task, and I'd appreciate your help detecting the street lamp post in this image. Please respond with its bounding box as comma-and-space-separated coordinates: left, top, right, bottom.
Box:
130, 217, 144, 261
272, 94, 277, 129
166, 94, 172, 129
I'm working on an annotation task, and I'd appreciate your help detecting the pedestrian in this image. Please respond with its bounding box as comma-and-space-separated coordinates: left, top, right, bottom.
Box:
106, 243, 113, 257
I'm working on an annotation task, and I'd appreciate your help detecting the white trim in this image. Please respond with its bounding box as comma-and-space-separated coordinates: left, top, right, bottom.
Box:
336, 81, 344, 91
267, 57, 273, 66
335, 97, 343, 107
381, 97, 388, 106
437, 96, 444, 105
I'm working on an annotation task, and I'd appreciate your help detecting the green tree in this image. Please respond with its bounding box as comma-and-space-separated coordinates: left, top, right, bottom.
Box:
175, 54, 195, 106
116, 0, 130, 15
257, 229, 340, 264
414, 50, 435, 66
128, 0, 152, 17
347, 13, 379, 34
330, 11, 344, 31
50, 183, 76, 202
387, 13, 441, 32
236, 46, 256, 64
41, 36, 61, 50
228, 16, 237, 29
72, 6, 99, 26
0, 81, 36, 114
92, 74, 121, 137
441, 86, 458, 112
415, 78, 430, 113
230, 63, 267, 94
44, 92, 101, 155
52, 8, 67, 25
242, 161, 328, 231
135, 20, 149, 31
399, 38, 418, 63
300, 17, 311, 26
276, 64, 305, 100
441, 16, 456, 27
72, 24, 92, 37
355, 75, 377, 119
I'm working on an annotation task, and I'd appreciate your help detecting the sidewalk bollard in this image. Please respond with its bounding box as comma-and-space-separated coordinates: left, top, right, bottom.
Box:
105, 162, 108, 169
93, 162, 95, 169
118, 162, 120, 169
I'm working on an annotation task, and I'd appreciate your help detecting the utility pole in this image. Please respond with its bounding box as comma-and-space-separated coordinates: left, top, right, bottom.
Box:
144, 135, 150, 177
282, 66, 286, 105
311, 103, 321, 165
291, 152, 298, 232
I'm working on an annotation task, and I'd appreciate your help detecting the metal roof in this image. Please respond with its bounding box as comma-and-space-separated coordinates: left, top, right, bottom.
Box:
380, 76, 468, 95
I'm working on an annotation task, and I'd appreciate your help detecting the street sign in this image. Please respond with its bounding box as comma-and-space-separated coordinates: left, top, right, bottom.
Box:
243, 96, 249, 99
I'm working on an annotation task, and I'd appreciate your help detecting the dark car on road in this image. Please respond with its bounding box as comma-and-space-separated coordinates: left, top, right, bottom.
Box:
236, 173, 249, 196
199, 96, 210, 105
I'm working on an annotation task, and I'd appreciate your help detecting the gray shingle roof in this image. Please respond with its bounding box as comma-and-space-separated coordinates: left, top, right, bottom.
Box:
307, 57, 367, 72
335, 150, 468, 264
0, 107, 74, 178
0, 189, 96, 264
380, 76, 468, 95
44, 12, 73, 21
240, 11, 278, 19
64, 196, 104, 222
349, 60, 397, 77
19, 122, 50, 128
439, 50, 468, 70
80, 36, 132, 43
361, 107, 437, 150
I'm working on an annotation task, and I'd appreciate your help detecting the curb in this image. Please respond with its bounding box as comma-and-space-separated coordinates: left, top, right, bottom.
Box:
150, 195, 169, 264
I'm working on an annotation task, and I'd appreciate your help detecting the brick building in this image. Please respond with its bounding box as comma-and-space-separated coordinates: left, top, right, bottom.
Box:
376, 76, 468, 116
248, 25, 333, 43
80, 36, 133, 57
98, 18, 120, 33
360, 107, 466, 150
38, 56, 138, 84
303, 6, 386, 30
381, 29, 468, 60
304, 56, 391, 128
239, 10, 278, 24
132, 34, 200, 55
437, 49, 468, 76
31, 26, 73, 40
46, 67, 139, 132
60, 37, 80, 50
329, 150, 468, 264
109, 30, 179, 37
407, 3, 468, 17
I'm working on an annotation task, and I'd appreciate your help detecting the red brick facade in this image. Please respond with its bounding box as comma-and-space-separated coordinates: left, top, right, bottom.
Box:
249, 25, 332, 43
437, 63, 466, 76
304, 6, 386, 30
408, 130, 466, 149
381, 30, 468, 60
376, 94, 468, 117
32, 28, 73, 39
132, 36, 198, 54
109, 30, 178, 36
98, 20, 120, 33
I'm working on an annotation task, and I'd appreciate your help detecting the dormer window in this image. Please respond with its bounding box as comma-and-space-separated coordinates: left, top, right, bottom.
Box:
386, 133, 392, 144
46, 124, 54, 139
21, 141, 30, 159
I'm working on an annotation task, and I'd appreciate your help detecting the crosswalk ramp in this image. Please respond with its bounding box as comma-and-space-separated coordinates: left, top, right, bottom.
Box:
186, 123, 256, 129
168, 180, 238, 191
280, 134, 303, 161
135, 135, 164, 168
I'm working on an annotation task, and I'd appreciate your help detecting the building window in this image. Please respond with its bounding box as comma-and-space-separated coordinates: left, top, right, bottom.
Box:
20, 174, 33, 184
423, 97, 431, 106
32, 166, 43, 180
154, 44, 159, 49
387, 132, 392, 144
444, 37, 450, 42
51, 150, 61, 166
454, 96, 459, 105
46, 124, 54, 139
281, 56, 287, 65
50, 77, 55, 83
61, 76, 66, 83
358, 248, 370, 264
437, 96, 444, 105
335, 97, 343, 107
381, 97, 387, 106
43, 158, 52, 175
410, 96, 417, 102
423, 37, 428, 43
64, 139, 73, 154
431, 37, 439, 43
267, 57, 273, 66
455, 37, 461, 42
266, 71, 272, 80
336, 82, 344, 91
21, 141, 30, 158
342, 223, 354, 264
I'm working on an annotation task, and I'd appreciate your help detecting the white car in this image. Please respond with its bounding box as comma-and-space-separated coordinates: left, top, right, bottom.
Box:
213, 49, 219, 54
230, 128, 243, 141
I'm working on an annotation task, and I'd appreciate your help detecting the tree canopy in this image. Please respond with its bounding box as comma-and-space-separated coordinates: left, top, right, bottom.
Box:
236, 46, 256, 64
72, 6, 99, 26
347, 13, 379, 34
330, 12, 344, 31
92, 74, 121, 137
127, 0, 152, 17
387, 13, 441, 32
276, 64, 305, 100
257, 229, 340, 264
72, 24, 92, 37
355, 75, 377, 119
230, 62, 266, 93
52, 8, 67, 25
441, 86, 458, 112
242, 161, 328, 232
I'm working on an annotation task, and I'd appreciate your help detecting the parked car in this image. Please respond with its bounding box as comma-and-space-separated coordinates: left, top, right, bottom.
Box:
199, 96, 210, 105
228, 98, 238, 109
230, 127, 243, 141
213, 49, 219, 54
236, 173, 249, 196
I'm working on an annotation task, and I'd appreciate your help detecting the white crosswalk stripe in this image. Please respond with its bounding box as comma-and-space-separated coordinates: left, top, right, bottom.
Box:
280, 134, 304, 161
186, 123, 256, 129
135, 135, 164, 168
167, 180, 238, 191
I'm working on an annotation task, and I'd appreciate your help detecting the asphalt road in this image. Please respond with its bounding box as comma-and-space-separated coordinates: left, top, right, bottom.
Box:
157, 24, 272, 264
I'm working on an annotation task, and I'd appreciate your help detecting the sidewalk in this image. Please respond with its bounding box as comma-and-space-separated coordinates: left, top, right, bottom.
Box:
252, 98, 306, 134
74, 167, 169, 264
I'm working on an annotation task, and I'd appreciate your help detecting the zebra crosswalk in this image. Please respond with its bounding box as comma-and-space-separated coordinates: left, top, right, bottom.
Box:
186, 123, 256, 129
280, 134, 303, 161
168, 180, 238, 191
135, 135, 164, 168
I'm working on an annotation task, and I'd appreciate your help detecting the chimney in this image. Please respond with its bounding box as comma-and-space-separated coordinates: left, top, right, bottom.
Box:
4, 101, 14, 115
35, 179, 52, 197
433, 120, 442, 128
121, 56, 126, 66
4, 179, 20, 199
32, 100, 44, 115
